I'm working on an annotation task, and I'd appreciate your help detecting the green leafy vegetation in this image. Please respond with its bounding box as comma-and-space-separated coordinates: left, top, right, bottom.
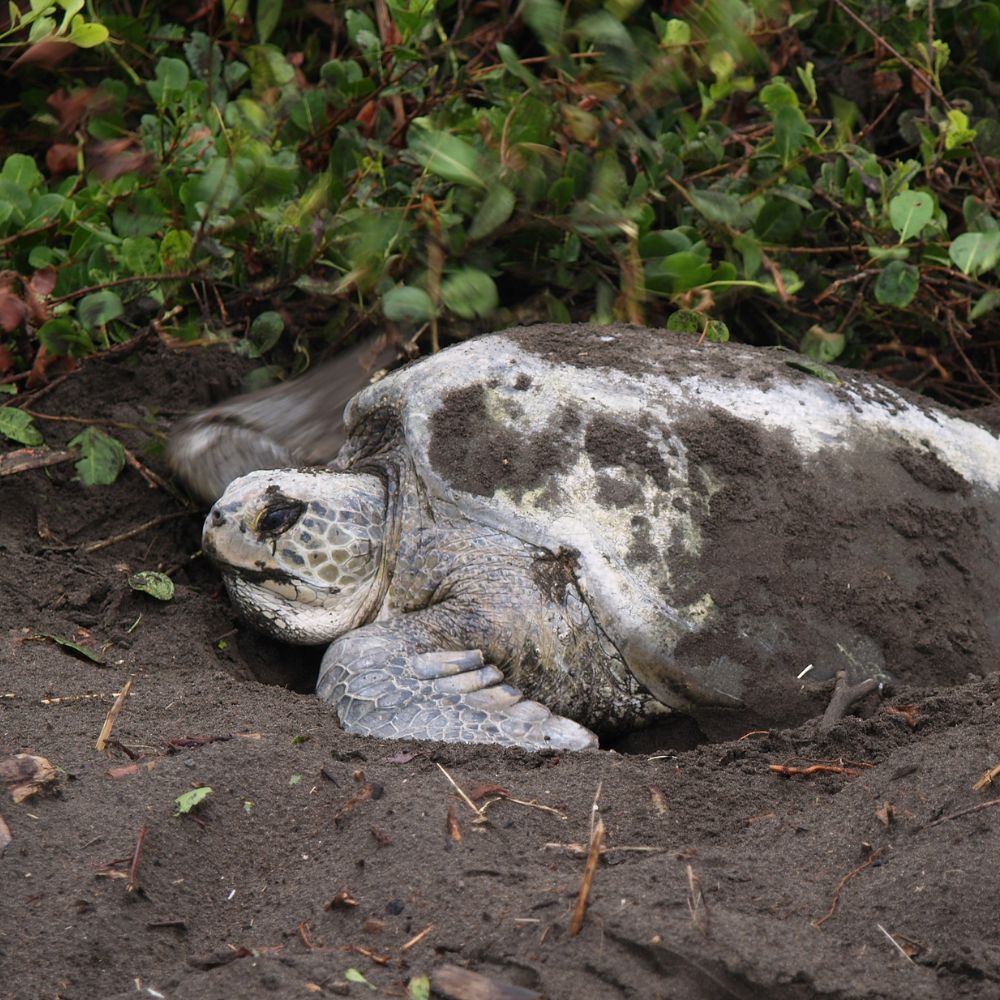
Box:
174, 786, 212, 816
0, 0, 996, 405
127, 571, 175, 601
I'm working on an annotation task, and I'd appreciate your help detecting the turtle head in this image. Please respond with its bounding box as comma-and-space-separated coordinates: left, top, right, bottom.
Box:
203, 468, 386, 644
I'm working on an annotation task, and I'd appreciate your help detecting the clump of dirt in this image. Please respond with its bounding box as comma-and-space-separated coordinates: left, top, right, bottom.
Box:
1, 337, 999, 1000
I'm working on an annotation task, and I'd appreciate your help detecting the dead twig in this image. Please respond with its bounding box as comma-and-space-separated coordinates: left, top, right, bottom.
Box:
401, 924, 434, 952
973, 763, 1000, 792
877, 923, 915, 964
45, 510, 193, 554
436, 763, 486, 824
543, 842, 668, 857
96, 676, 133, 752
812, 848, 884, 928
568, 814, 605, 937
127, 824, 147, 893
768, 763, 863, 777
0, 447, 76, 476
687, 864, 709, 936
924, 797, 1000, 829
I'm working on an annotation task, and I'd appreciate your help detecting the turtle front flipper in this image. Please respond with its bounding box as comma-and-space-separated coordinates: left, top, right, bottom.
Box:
316, 619, 598, 751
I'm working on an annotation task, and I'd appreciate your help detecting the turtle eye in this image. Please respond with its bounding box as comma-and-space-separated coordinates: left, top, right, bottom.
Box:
256, 499, 305, 537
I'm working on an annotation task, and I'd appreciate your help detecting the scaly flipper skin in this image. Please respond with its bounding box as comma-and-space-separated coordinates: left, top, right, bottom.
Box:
316, 612, 598, 750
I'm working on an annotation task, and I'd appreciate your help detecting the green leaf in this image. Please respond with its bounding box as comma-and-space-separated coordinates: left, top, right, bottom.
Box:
875, 260, 920, 307
32, 633, 103, 663
971, 290, 1000, 321
785, 358, 839, 384
949, 232, 1000, 277
753, 199, 802, 243
257, 0, 281, 42
665, 310, 728, 341
174, 787, 213, 816
128, 571, 175, 601
67, 427, 126, 486
66, 18, 109, 47
889, 191, 934, 242
773, 105, 813, 165
469, 184, 516, 240
689, 190, 749, 227
146, 57, 190, 105
0, 408, 43, 446
496, 42, 537, 88
440, 269, 498, 319
658, 251, 712, 293
248, 311, 284, 356
37, 318, 93, 358
659, 17, 690, 45
77, 290, 124, 330
799, 325, 846, 363
383, 286, 435, 323
345, 968, 376, 989
410, 130, 486, 189
1, 154, 43, 193
408, 974, 430, 1000
759, 80, 799, 113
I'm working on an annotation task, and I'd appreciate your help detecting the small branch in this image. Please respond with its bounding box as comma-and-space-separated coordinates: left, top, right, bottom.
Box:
568, 815, 605, 937
812, 848, 884, 928
924, 797, 1000, 829
49, 270, 205, 306
45, 510, 193, 554
435, 763, 486, 824
0, 447, 76, 476
97, 677, 134, 752
769, 763, 863, 778
973, 763, 1000, 792
127, 824, 148, 893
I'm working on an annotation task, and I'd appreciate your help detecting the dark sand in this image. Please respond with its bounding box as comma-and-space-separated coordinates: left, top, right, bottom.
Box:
2, 340, 998, 999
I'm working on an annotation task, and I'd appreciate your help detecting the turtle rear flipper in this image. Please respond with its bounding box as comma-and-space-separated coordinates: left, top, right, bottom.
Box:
317, 624, 597, 751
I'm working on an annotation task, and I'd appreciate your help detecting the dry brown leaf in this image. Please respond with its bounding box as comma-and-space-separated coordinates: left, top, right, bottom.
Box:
1, 754, 58, 803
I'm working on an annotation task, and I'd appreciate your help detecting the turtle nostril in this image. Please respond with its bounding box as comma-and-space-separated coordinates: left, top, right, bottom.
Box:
211, 508, 226, 526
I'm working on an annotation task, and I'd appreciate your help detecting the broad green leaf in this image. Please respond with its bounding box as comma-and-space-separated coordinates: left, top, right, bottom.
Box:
408, 974, 430, 1000
146, 57, 190, 104
754, 199, 802, 243
77, 290, 124, 330
667, 309, 700, 334
248, 311, 284, 355
875, 260, 919, 307
689, 190, 748, 227
0, 409, 43, 446
67, 427, 126, 486
345, 968, 376, 989
1, 154, 43, 193
37, 318, 93, 358
383, 286, 435, 323
799, 325, 846, 363
128, 571, 175, 601
469, 184, 516, 240
971, 290, 1000, 321
410, 130, 486, 189
773, 105, 813, 165
66, 18, 109, 47
174, 787, 213, 815
889, 192, 934, 242
257, 0, 282, 43
949, 232, 1000, 277
440, 269, 498, 319
759, 80, 799, 113
32, 633, 103, 663
522, 0, 563, 46
658, 251, 712, 292
659, 17, 690, 45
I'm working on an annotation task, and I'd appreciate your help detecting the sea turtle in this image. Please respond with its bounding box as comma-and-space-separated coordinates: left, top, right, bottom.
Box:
168, 323, 1000, 750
